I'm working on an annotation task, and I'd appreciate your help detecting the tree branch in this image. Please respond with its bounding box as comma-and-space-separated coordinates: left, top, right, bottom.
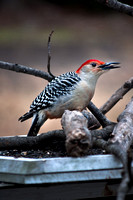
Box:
93, 97, 133, 200
88, 101, 113, 127
92, 124, 115, 140
0, 123, 115, 151
100, 77, 133, 114
0, 61, 53, 82
97, 0, 133, 16
0, 130, 65, 150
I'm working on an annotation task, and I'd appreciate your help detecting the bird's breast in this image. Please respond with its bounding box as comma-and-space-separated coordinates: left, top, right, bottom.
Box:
44, 80, 95, 119
72, 80, 94, 108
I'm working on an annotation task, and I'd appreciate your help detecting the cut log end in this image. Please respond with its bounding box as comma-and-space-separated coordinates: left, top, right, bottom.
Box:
61, 110, 92, 157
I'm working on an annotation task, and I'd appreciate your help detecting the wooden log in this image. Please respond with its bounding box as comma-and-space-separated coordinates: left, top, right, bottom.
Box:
61, 110, 92, 157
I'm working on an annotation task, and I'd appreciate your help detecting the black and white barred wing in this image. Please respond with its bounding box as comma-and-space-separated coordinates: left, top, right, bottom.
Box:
30, 72, 81, 110
19, 72, 81, 122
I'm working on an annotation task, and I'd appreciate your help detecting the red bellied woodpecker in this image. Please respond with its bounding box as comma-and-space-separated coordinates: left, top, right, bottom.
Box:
19, 59, 120, 136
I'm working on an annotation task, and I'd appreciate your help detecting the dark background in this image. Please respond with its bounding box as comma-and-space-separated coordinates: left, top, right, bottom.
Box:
0, 0, 133, 136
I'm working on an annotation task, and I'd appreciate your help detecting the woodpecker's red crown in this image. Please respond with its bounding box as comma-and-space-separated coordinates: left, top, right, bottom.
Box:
76, 59, 105, 74
76, 59, 120, 74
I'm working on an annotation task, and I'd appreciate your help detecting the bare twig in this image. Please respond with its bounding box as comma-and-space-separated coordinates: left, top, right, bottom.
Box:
97, 0, 133, 16
47, 30, 55, 79
0, 31, 56, 82
100, 77, 133, 114
0, 61, 53, 82
88, 101, 113, 127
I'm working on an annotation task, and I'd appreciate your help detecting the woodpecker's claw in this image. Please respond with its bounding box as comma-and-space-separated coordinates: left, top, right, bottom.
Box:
99, 62, 120, 70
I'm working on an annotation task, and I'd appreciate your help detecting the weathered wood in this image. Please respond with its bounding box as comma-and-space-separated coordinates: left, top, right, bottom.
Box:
110, 97, 133, 200
0, 130, 65, 150
93, 97, 133, 200
61, 110, 92, 157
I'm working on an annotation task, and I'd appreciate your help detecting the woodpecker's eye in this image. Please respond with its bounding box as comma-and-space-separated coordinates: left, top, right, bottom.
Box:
91, 62, 97, 67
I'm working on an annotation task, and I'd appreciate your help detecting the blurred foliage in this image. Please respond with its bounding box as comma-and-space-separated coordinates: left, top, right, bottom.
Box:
0, 27, 76, 46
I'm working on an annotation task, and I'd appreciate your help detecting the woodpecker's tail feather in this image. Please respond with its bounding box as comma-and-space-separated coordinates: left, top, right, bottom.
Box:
18, 111, 34, 122
27, 114, 40, 136
27, 111, 47, 136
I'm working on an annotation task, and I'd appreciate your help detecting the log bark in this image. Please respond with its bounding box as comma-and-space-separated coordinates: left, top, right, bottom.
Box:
0, 130, 65, 151
61, 110, 92, 157
110, 97, 133, 200
93, 97, 133, 200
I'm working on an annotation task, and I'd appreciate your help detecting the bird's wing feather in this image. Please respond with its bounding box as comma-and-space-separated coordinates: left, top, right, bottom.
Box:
19, 72, 81, 122
30, 72, 81, 111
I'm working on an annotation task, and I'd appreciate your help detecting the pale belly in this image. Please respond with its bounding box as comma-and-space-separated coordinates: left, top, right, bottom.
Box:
45, 84, 94, 119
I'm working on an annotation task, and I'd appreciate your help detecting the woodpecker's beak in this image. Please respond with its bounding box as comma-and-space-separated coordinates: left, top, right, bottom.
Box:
98, 62, 120, 70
